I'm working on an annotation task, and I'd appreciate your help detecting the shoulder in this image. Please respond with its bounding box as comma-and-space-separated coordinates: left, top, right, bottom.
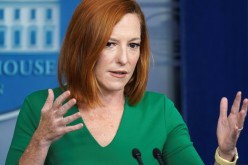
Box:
19, 87, 63, 116
131, 91, 175, 111
141, 91, 174, 107
142, 92, 186, 133
26, 87, 63, 100
24, 87, 63, 107
141, 91, 164, 101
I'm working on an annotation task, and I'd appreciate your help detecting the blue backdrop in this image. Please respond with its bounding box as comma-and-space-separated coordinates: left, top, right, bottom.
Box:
1, 0, 247, 164
181, 0, 248, 164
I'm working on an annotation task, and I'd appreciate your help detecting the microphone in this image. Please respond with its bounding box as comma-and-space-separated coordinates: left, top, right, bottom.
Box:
132, 148, 144, 165
153, 148, 165, 165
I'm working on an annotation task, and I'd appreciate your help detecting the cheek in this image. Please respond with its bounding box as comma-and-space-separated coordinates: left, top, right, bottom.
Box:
94, 59, 104, 78
130, 52, 140, 67
95, 53, 108, 70
97, 50, 115, 65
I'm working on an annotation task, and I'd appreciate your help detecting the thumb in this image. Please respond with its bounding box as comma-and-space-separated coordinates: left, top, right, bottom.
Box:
42, 89, 54, 111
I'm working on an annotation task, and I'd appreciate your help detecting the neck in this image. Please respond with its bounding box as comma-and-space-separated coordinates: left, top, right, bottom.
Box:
78, 89, 125, 111
99, 90, 125, 107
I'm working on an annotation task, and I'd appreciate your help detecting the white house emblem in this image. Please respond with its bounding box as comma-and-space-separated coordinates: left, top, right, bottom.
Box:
0, 0, 60, 121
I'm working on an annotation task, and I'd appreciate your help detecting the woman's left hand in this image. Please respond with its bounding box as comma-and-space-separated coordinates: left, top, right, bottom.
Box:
217, 91, 248, 160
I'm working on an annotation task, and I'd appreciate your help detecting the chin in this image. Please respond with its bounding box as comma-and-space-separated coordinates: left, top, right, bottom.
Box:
101, 84, 126, 93
108, 86, 125, 92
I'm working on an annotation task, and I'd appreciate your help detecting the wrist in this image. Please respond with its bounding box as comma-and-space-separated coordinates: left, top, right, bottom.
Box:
215, 147, 238, 165
218, 148, 236, 161
33, 131, 51, 148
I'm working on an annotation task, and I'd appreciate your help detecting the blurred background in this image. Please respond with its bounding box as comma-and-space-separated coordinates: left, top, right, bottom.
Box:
0, 0, 247, 164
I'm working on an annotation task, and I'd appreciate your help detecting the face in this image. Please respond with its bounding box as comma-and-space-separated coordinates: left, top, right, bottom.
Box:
94, 13, 141, 94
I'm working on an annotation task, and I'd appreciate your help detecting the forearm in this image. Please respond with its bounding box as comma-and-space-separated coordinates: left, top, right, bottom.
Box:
19, 132, 50, 165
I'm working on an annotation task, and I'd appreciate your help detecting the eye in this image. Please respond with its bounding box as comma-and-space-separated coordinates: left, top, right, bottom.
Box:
129, 43, 140, 49
106, 42, 116, 48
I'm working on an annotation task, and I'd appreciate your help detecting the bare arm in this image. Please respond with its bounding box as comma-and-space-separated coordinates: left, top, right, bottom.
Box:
19, 132, 50, 165
19, 89, 83, 165
214, 92, 247, 165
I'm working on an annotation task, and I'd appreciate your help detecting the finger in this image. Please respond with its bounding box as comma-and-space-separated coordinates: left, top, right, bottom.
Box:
231, 91, 242, 114
64, 123, 84, 133
53, 90, 71, 109
62, 112, 81, 125
42, 89, 54, 111
237, 98, 248, 128
219, 97, 228, 120
57, 98, 77, 116
241, 98, 248, 115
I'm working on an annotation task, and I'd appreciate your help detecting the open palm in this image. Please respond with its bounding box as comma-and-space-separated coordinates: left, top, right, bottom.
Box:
217, 92, 248, 159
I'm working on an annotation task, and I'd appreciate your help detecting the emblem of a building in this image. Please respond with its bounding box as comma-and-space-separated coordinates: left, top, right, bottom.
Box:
0, 0, 60, 121
0, 0, 60, 53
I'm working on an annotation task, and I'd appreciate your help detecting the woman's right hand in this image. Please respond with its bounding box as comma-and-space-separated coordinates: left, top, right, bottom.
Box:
34, 89, 83, 147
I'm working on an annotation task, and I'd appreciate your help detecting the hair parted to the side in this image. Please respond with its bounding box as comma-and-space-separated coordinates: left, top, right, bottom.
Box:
58, 0, 150, 108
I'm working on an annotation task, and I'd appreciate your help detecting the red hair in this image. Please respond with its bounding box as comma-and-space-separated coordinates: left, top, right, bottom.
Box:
58, 0, 150, 108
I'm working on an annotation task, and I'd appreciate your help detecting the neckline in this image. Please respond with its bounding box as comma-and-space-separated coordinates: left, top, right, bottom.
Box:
77, 98, 128, 148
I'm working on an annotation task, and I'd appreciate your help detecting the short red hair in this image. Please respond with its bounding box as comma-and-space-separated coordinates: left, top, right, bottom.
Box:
58, 0, 150, 108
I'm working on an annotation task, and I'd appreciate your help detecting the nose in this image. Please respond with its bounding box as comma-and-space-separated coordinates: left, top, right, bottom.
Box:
117, 45, 128, 65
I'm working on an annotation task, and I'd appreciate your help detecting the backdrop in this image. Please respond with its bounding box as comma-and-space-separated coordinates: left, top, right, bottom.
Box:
180, 0, 248, 164
1, 0, 247, 164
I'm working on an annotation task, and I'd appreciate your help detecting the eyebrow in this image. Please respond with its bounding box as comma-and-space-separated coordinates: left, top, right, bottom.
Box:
109, 37, 141, 42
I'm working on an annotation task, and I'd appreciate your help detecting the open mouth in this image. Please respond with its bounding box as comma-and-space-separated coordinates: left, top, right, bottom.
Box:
111, 71, 127, 75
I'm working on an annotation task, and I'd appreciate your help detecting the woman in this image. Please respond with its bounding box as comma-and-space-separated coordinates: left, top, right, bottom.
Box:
6, 0, 247, 164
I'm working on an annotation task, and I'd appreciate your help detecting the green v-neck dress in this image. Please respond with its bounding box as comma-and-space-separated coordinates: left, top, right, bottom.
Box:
6, 87, 204, 165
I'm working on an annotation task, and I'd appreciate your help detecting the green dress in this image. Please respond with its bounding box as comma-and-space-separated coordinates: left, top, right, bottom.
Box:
6, 88, 204, 165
